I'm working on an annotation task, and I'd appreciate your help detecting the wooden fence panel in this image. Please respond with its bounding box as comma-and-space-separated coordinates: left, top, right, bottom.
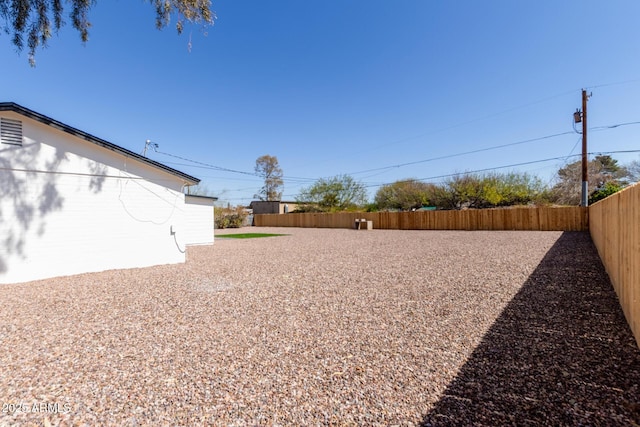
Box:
589, 183, 640, 347
254, 207, 588, 231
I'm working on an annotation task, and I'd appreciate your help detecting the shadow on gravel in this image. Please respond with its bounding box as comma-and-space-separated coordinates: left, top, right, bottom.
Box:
421, 231, 640, 426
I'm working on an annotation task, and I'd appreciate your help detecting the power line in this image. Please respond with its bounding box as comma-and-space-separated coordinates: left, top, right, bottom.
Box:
215, 148, 640, 202
348, 131, 575, 176
564, 136, 583, 163
362, 155, 580, 188
153, 149, 258, 176
302, 82, 640, 168
595, 149, 640, 155
590, 120, 640, 131
156, 80, 640, 191
585, 78, 640, 91
297, 88, 581, 171
346, 119, 640, 177
151, 118, 640, 198
363, 149, 640, 189
153, 149, 318, 184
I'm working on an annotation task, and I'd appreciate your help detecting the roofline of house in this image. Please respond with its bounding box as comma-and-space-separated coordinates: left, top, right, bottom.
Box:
0, 102, 200, 185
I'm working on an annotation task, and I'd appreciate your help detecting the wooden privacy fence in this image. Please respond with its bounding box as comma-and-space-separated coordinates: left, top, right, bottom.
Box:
590, 182, 640, 347
254, 206, 588, 231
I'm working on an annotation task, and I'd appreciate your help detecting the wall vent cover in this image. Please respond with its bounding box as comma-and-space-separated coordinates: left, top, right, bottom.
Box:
1, 118, 23, 146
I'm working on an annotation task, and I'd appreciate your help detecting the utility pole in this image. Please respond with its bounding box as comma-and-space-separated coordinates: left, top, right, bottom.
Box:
581, 89, 589, 207
574, 89, 590, 206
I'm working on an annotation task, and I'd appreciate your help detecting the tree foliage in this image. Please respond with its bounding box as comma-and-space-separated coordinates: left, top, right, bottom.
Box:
588, 181, 623, 204
1, 0, 215, 65
426, 172, 547, 210
374, 179, 435, 211
296, 174, 368, 212
254, 154, 283, 201
550, 155, 628, 205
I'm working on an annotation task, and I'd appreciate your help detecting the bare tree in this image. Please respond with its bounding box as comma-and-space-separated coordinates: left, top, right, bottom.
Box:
254, 155, 283, 201
551, 155, 628, 205
627, 159, 640, 183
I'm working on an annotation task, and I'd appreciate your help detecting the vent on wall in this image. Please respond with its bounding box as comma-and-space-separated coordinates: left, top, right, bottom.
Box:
1, 118, 23, 146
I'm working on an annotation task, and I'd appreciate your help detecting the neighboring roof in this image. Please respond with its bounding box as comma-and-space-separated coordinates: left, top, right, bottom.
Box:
250, 200, 299, 205
185, 194, 219, 201
0, 102, 200, 185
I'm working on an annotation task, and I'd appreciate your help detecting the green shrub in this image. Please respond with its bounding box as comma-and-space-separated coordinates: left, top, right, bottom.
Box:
589, 182, 623, 204
214, 205, 248, 228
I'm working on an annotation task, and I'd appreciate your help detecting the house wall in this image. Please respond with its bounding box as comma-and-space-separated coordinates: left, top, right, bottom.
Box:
184, 195, 215, 245
0, 111, 192, 284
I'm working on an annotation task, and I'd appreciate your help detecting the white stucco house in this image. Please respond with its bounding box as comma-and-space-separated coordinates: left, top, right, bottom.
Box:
0, 102, 216, 284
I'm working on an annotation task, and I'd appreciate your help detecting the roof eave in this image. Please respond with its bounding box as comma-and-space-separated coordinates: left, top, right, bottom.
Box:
0, 102, 200, 185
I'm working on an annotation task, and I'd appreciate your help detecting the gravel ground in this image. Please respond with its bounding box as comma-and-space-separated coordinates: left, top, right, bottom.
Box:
1, 227, 639, 426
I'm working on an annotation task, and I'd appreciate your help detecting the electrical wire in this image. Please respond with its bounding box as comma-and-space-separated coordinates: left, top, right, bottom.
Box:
0, 166, 147, 180
153, 148, 258, 176
0, 165, 184, 223
363, 149, 640, 189
362, 155, 581, 188
296, 88, 581, 171
149, 117, 640, 203
153, 150, 317, 184
585, 78, 640, 90
116, 170, 183, 225
293, 82, 640, 172
147, 118, 640, 188
344, 120, 640, 177
590, 121, 640, 131
347, 131, 575, 176
563, 136, 583, 163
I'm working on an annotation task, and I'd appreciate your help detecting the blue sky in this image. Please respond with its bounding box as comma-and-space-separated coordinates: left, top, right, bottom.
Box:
3, 1, 640, 205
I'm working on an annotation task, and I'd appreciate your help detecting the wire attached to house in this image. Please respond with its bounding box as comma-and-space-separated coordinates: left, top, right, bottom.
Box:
153, 147, 258, 177
116, 172, 183, 225
172, 230, 186, 254
0, 166, 148, 179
